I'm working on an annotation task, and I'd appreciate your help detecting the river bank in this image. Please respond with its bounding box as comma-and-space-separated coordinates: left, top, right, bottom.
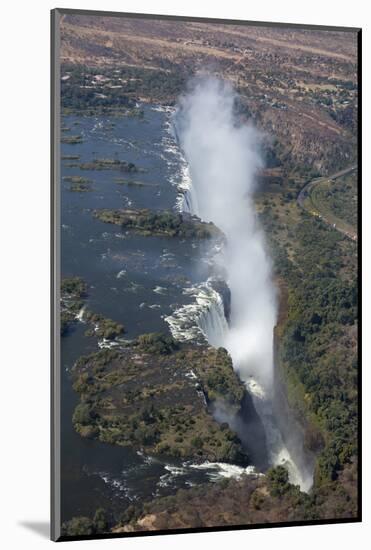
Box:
60, 105, 270, 528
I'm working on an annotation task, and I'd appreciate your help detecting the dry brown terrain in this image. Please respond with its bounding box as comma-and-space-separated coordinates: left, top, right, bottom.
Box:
60, 14, 358, 175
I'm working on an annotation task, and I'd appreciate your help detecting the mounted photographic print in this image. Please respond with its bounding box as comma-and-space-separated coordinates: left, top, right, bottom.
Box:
51, 8, 361, 542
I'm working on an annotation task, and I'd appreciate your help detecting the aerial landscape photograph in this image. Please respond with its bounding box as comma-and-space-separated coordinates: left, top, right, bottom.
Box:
54, 10, 359, 539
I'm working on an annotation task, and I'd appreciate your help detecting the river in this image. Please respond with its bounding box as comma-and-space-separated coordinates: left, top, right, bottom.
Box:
60, 102, 314, 525
60, 105, 266, 524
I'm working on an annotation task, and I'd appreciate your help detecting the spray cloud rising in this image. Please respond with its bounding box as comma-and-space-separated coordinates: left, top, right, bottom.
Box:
175, 77, 277, 391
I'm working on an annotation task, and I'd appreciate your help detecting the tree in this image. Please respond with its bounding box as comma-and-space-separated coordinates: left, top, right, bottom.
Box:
267, 466, 290, 497
93, 508, 108, 533
62, 516, 94, 537
72, 403, 94, 426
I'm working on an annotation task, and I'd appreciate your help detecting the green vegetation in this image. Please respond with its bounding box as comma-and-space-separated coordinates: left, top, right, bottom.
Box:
61, 63, 186, 114
71, 341, 248, 463
61, 135, 83, 144
60, 276, 87, 336
62, 176, 91, 184
257, 172, 358, 516
63, 456, 357, 535
63, 175, 93, 192
83, 310, 125, 340
64, 457, 357, 535
61, 310, 79, 337
201, 347, 245, 406
62, 508, 108, 537
62, 516, 95, 537
79, 158, 140, 173
277, 219, 357, 483
134, 332, 179, 355
111, 461, 356, 533
267, 465, 291, 497
59, 29, 358, 533
69, 182, 92, 192
93, 208, 222, 239
60, 57, 357, 173
61, 154, 80, 160
303, 171, 357, 236
60, 278, 124, 340
61, 276, 87, 298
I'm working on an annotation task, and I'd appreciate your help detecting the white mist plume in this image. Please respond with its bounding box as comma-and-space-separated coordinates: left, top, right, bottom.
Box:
175, 76, 277, 391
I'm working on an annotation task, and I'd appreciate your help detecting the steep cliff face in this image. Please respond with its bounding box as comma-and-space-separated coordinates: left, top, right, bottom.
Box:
209, 278, 231, 323
272, 279, 321, 488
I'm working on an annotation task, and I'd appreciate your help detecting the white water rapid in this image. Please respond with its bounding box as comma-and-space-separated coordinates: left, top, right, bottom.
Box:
166, 76, 313, 491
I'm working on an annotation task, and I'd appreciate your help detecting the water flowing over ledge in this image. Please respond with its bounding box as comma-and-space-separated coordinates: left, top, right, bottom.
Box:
163, 77, 314, 491
165, 278, 229, 347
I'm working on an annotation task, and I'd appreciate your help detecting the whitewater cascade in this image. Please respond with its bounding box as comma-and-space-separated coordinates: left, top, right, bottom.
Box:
167, 77, 313, 491
174, 77, 276, 386
165, 279, 228, 347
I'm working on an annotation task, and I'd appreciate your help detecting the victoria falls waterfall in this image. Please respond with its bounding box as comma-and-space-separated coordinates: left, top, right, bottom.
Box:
167, 77, 315, 491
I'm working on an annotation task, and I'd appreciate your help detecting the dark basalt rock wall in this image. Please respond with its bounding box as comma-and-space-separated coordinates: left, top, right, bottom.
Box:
209, 278, 231, 323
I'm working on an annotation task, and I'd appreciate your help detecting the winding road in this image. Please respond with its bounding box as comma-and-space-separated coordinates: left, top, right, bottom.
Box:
297, 164, 357, 241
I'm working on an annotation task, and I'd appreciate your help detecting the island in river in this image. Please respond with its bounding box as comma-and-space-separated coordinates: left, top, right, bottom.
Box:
93, 208, 223, 239
57, 15, 359, 536
71, 338, 248, 463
